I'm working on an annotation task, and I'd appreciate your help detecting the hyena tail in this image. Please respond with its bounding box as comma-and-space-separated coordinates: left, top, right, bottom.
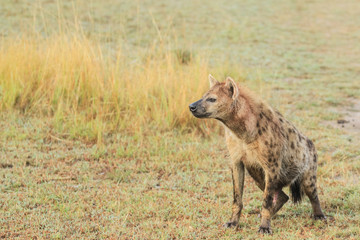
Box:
290, 177, 304, 204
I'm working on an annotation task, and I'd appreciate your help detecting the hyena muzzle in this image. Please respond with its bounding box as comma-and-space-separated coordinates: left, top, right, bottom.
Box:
189, 75, 326, 234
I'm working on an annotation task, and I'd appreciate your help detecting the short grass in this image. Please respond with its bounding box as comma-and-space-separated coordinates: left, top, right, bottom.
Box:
1, 0, 360, 239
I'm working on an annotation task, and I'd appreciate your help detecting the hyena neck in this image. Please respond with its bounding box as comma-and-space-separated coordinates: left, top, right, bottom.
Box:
221, 95, 259, 143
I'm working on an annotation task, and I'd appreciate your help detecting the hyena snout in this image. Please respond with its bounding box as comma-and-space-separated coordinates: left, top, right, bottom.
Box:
189, 100, 200, 112
189, 99, 210, 118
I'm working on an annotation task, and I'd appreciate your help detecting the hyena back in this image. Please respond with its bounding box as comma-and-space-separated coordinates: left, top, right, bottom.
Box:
189, 75, 325, 234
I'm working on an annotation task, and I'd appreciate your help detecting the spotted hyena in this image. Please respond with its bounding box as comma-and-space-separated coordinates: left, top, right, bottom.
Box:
189, 75, 325, 234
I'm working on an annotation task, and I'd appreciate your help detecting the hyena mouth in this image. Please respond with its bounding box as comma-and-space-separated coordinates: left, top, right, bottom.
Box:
191, 111, 211, 118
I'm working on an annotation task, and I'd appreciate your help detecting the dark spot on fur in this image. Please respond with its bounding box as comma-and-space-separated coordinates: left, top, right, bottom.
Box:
291, 142, 295, 149
310, 183, 315, 188
274, 162, 278, 167
258, 129, 262, 136
267, 114, 273, 121
260, 113, 264, 119
269, 139, 274, 148
272, 168, 275, 173
257, 121, 260, 128
271, 128, 276, 135
311, 189, 317, 197
265, 140, 268, 146
288, 128, 292, 133
262, 127, 266, 132
313, 154, 317, 162
307, 139, 314, 148
263, 195, 273, 209
286, 134, 289, 140
279, 118, 283, 122
268, 150, 274, 157
280, 131, 286, 138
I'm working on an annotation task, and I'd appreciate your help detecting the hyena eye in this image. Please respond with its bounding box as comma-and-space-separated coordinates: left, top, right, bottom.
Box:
207, 98, 217, 102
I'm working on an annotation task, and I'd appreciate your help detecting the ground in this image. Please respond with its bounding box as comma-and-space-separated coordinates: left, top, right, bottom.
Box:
0, 0, 360, 239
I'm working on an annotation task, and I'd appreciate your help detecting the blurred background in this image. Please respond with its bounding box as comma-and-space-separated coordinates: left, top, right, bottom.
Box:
0, 0, 359, 239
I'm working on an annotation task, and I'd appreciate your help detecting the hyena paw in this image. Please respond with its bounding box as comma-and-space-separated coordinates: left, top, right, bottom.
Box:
313, 214, 327, 220
258, 226, 272, 234
223, 221, 238, 228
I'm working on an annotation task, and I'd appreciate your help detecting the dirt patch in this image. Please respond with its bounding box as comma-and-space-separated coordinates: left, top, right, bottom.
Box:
327, 98, 360, 135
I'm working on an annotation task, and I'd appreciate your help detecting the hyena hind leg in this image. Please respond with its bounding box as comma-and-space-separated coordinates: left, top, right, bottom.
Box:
246, 167, 289, 217
258, 176, 290, 234
271, 191, 289, 217
302, 172, 326, 220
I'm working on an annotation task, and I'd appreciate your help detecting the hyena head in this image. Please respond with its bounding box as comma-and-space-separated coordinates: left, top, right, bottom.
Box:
189, 74, 239, 120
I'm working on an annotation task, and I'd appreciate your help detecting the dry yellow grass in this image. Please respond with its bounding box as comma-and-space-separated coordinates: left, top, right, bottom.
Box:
0, 34, 231, 143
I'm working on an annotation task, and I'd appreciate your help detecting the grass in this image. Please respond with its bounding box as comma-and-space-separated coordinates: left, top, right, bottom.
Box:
0, 35, 217, 143
1, 0, 360, 239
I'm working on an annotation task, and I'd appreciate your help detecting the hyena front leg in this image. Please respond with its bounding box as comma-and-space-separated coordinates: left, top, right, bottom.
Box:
224, 160, 245, 228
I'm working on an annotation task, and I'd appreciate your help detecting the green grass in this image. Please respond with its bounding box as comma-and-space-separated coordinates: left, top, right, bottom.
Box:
1, 0, 360, 239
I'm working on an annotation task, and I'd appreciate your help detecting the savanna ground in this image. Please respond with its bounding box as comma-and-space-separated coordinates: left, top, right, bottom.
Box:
0, 0, 360, 239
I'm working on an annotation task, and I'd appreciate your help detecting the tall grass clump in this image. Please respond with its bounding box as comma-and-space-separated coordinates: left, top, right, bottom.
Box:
0, 34, 230, 142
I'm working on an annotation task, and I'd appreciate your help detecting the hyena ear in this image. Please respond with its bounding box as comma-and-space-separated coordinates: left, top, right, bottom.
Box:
225, 77, 239, 100
208, 74, 219, 88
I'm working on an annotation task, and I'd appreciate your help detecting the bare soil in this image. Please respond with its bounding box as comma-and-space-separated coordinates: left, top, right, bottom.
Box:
327, 99, 360, 136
